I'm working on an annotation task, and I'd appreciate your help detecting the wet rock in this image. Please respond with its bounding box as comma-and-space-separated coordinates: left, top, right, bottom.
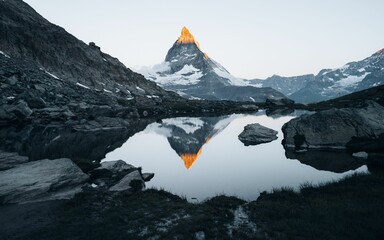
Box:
282, 101, 384, 151
0, 151, 28, 170
98, 160, 134, 173
109, 170, 145, 192
142, 173, 155, 182
238, 123, 278, 146
0, 158, 89, 204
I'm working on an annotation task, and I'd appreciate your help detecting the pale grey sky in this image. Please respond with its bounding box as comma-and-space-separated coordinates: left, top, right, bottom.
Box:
25, 0, 384, 79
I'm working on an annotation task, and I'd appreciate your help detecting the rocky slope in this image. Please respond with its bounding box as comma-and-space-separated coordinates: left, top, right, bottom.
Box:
139, 27, 287, 102
250, 49, 384, 103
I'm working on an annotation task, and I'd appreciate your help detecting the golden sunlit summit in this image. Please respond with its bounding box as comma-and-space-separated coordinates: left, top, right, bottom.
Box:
176, 26, 209, 59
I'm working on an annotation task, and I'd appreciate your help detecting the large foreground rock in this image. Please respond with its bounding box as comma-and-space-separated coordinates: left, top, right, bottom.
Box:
282, 101, 384, 151
0, 158, 88, 204
238, 123, 278, 146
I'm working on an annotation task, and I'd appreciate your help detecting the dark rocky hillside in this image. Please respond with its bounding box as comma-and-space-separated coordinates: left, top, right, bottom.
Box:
0, 0, 261, 125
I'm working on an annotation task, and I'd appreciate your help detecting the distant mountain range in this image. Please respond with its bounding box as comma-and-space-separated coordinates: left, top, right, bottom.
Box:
249, 49, 384, 103
139, 27, 286, 102
139, 27, 384, 104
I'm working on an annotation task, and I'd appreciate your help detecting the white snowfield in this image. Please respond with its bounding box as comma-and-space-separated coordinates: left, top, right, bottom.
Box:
138, 62, 204, 86
137, 58, 249, 87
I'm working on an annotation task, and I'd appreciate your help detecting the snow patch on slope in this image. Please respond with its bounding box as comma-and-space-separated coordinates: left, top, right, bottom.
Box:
337, 72, 370, 87
138, 62, 204, 86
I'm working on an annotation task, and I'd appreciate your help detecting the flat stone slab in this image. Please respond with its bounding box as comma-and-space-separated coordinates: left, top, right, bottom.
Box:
0, 158, 89, 204
238, 123, 278, 146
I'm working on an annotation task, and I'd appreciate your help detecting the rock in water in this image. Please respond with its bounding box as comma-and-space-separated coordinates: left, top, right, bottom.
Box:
282, 101, 384, 151
238, 123, 278, 146
109, 170, 145, 192
98, 160, 134, 173
0, 158, 88, 204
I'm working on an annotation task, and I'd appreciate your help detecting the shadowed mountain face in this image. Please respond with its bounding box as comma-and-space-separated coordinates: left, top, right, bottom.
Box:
150, 115, 239, 169
139, 27, 287, 102
0, 0, 172, 98
250, 49, 384, 103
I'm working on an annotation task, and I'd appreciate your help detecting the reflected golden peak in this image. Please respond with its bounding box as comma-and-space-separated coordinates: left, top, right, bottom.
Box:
180, 148, 203, 170
177, 26, 201, 49
203, 52, 209, 59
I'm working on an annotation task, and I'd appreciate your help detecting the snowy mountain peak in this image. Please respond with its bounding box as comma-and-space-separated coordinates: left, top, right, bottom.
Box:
177, 26, 200, 48
137, 27, 287, 101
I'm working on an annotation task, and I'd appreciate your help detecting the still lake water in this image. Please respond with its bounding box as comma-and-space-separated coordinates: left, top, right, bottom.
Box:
103, 111, 368, 201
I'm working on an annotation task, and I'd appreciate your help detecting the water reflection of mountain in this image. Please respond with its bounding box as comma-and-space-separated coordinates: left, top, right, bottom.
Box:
285, 150, 366, 173
148, 115, 240, 169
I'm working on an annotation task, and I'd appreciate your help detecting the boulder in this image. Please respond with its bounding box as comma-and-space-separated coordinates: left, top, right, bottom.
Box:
0, 158, 89, 204
282, 101, 384, 151
109, 170, 145, 192
238, 123, 278, 146
142, 173, 155, 182
0, 151, 28, 170
98, 160, 134, 173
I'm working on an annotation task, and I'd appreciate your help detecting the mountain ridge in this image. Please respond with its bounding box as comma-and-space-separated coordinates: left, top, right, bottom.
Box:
139, 27, 287, 102
250, 49, 384, 103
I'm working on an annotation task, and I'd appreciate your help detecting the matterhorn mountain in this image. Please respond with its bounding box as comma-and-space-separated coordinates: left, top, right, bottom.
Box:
139, 27, 286, 102
250, 49, 384, 103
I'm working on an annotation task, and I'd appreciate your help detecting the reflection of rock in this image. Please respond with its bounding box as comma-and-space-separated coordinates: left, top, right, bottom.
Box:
154, 115, 239, 169
0, 119, 151, 172
282, 101, 384, 151
238, 123, 278, 146
0, 158, 88, 204
285, 150, 365, 173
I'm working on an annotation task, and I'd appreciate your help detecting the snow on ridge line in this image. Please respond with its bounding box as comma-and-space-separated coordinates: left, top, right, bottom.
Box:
45, 71, 60, 80
0, 50, 10, 58
76, 82, 90, 89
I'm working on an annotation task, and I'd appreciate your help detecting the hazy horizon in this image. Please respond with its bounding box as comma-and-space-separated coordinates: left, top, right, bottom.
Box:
24, 0, 384, 79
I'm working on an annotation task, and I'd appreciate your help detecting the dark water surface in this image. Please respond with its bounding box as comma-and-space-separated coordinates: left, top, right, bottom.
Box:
103, 111, 368, 201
